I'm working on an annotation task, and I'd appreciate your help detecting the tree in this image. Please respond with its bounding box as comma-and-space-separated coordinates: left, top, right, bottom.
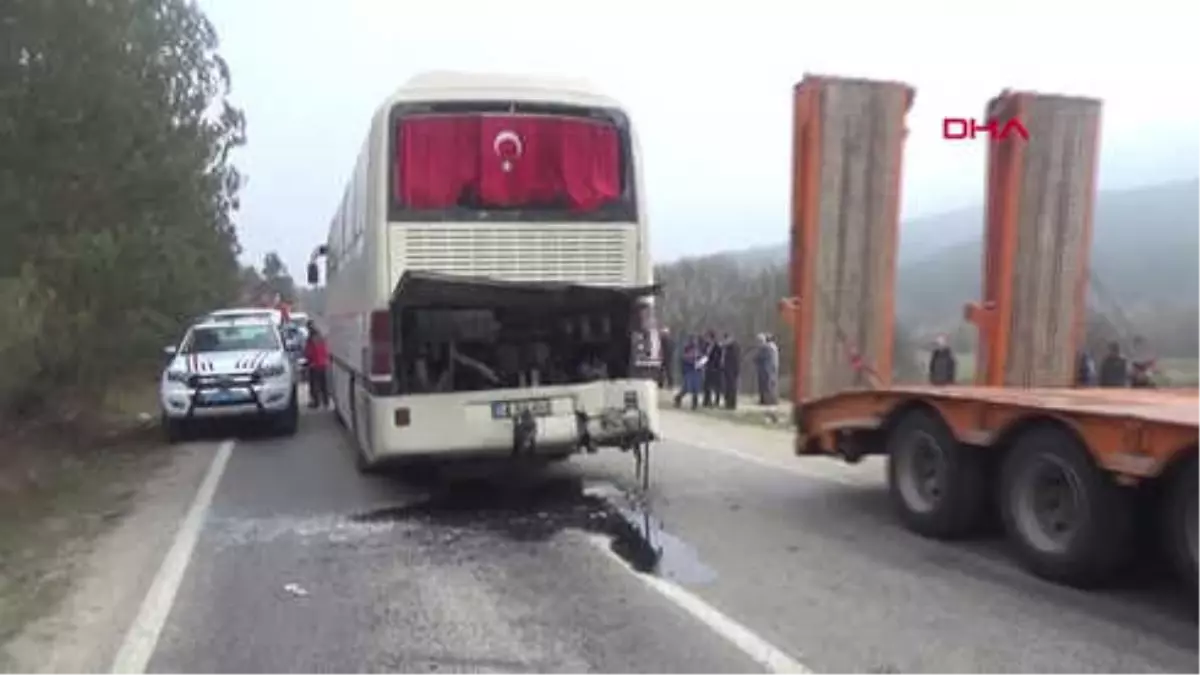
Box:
0, 0, 246, 413
259, 252, 296, 304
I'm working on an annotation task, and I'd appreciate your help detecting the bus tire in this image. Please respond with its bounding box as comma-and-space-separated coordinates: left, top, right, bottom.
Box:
1163, 454, 1197, 590
355, 442, 381, 475
886, 408, 987, 539
999, 425, 1133, 588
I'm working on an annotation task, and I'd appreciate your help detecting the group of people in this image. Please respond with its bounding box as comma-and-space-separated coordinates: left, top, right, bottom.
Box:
1077, 337, 1159, 388
658, 329, 781, 411
927, 333, 1160, 389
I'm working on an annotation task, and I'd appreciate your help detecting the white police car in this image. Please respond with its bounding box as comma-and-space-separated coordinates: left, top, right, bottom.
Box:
159, 317, 299, 442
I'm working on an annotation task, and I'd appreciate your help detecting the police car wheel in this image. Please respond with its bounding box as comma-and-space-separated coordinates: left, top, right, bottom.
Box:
162, 414, 187, 444
274, 388, 299, 436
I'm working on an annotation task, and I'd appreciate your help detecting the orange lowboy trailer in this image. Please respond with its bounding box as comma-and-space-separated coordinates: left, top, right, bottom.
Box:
783, 78, 1198, 590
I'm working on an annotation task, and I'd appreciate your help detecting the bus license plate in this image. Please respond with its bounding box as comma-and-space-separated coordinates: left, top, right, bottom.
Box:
492, 399, 552, 419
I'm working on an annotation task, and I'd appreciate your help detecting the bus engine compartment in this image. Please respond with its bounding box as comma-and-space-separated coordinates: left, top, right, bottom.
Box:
379, 271, 662, 461
390, 271, 662, 396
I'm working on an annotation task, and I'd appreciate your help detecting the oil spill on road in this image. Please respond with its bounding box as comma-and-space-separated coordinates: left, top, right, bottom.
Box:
350, 475, 717, 585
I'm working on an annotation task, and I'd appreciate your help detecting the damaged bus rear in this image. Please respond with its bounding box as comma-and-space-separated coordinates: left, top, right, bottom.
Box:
307, 72, 660, 472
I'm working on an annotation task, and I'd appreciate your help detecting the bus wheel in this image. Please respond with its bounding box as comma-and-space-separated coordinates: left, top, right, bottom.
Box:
886, 408, 987, 539
1000, 426, 1133, 588
355, 442, 381, 475
1163, 454, 1197, 590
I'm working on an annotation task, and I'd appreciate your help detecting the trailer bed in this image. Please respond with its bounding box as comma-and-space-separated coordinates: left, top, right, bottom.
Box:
796, 386, 1198, 480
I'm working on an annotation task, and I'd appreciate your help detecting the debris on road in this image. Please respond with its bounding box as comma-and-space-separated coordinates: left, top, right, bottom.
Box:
282, 582, 308, 598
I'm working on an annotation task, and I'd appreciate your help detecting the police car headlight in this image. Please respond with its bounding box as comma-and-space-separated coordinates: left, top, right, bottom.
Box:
165, 370, 190, 385
256, 363, 287, 379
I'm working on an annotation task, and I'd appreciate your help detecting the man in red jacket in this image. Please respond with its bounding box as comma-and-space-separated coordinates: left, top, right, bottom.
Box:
303, 322, 331, 409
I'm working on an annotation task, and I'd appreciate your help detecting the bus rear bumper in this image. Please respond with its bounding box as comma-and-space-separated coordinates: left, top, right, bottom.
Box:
362, 379, 660, 461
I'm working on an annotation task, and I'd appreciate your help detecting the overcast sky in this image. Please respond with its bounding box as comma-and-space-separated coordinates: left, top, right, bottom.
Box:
199, 0, 1200, 276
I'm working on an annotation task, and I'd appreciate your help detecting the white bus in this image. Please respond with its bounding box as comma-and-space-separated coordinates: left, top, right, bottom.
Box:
306, 71, 661, 472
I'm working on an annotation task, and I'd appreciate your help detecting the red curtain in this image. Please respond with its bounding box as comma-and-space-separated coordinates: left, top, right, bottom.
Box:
395, 116, 480, 209
478, 115, 562, 208
558, 119, 620, 211
397, 114, 622, 212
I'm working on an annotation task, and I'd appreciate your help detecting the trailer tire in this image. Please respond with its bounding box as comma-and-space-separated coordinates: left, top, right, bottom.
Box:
1163, 454, 1197, 590
886, 408, 987, 539
999, 425, 1133, 588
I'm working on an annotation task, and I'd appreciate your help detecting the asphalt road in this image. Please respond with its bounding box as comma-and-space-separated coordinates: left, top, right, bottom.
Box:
130, 407, 1197, 674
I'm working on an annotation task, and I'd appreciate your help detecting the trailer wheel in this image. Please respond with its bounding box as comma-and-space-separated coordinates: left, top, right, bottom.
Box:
886, 408, 987, 539
1163, 454, 1197, 590
999, 426, 1133, 587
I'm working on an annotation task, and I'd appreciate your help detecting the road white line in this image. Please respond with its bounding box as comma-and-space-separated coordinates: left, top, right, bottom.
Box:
585, 535, 813, 674
110, 439, 235, 674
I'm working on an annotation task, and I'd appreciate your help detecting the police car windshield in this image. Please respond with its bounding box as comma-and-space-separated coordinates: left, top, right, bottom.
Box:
182, 324, 279, 354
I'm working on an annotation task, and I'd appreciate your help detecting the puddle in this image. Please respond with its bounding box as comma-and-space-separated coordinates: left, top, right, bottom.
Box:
350, 474, 717, 585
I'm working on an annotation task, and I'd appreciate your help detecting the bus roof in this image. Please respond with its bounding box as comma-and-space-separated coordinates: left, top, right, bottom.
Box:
383, 70, 623, 111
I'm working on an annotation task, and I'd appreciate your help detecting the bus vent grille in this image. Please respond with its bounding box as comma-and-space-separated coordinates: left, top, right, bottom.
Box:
393, 223, 636, 287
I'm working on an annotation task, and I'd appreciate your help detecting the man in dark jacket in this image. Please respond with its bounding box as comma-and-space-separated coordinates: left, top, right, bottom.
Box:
659, 327, 675, 389
1098, 341, 1129, 387
702, 330, 723, 408
721, 333, 741, 410
928, 334, 957, 385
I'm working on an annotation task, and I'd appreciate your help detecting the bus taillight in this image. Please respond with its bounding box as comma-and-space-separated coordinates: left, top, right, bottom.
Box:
368, 310, 392, 378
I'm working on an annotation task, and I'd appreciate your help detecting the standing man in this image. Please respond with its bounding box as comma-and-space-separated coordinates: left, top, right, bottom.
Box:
721, 332, 741, 410
674, 336, 702, 410
754, 333, 770, 404
928, 334, 957, 385
702, 330, 723, 408
659, 327, 675, 390
1098, 341, 1129, 387
303, 321, 331, 408
764, 333, 780, 405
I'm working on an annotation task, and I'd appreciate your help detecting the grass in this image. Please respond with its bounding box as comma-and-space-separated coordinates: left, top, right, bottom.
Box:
0, 381, 166, 663
657, 390, 793, 430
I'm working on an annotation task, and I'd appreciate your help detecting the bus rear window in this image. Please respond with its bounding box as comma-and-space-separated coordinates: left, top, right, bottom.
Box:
393, 113, 630, 219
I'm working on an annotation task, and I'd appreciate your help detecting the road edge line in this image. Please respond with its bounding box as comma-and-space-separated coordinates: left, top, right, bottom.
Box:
110, 439, 235, 674
584, 535, 814, 674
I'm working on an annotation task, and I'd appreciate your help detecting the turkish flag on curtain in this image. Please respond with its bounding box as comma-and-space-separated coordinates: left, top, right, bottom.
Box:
396, 116, 481, 209
478, 115, 562, 208
558, 119, 621, 211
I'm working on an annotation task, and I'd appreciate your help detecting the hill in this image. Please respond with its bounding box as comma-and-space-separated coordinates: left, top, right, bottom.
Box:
695, 179, 1198, 328
895, 179, 1199, 327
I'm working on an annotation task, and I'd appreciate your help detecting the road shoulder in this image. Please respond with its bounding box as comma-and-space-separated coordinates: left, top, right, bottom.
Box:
1, 439, 217, 673
658, 407, 887, 487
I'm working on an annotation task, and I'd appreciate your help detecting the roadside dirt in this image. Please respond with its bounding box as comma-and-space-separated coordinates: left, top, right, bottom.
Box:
0, 430, 214, 673
657, 406, 887, 487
